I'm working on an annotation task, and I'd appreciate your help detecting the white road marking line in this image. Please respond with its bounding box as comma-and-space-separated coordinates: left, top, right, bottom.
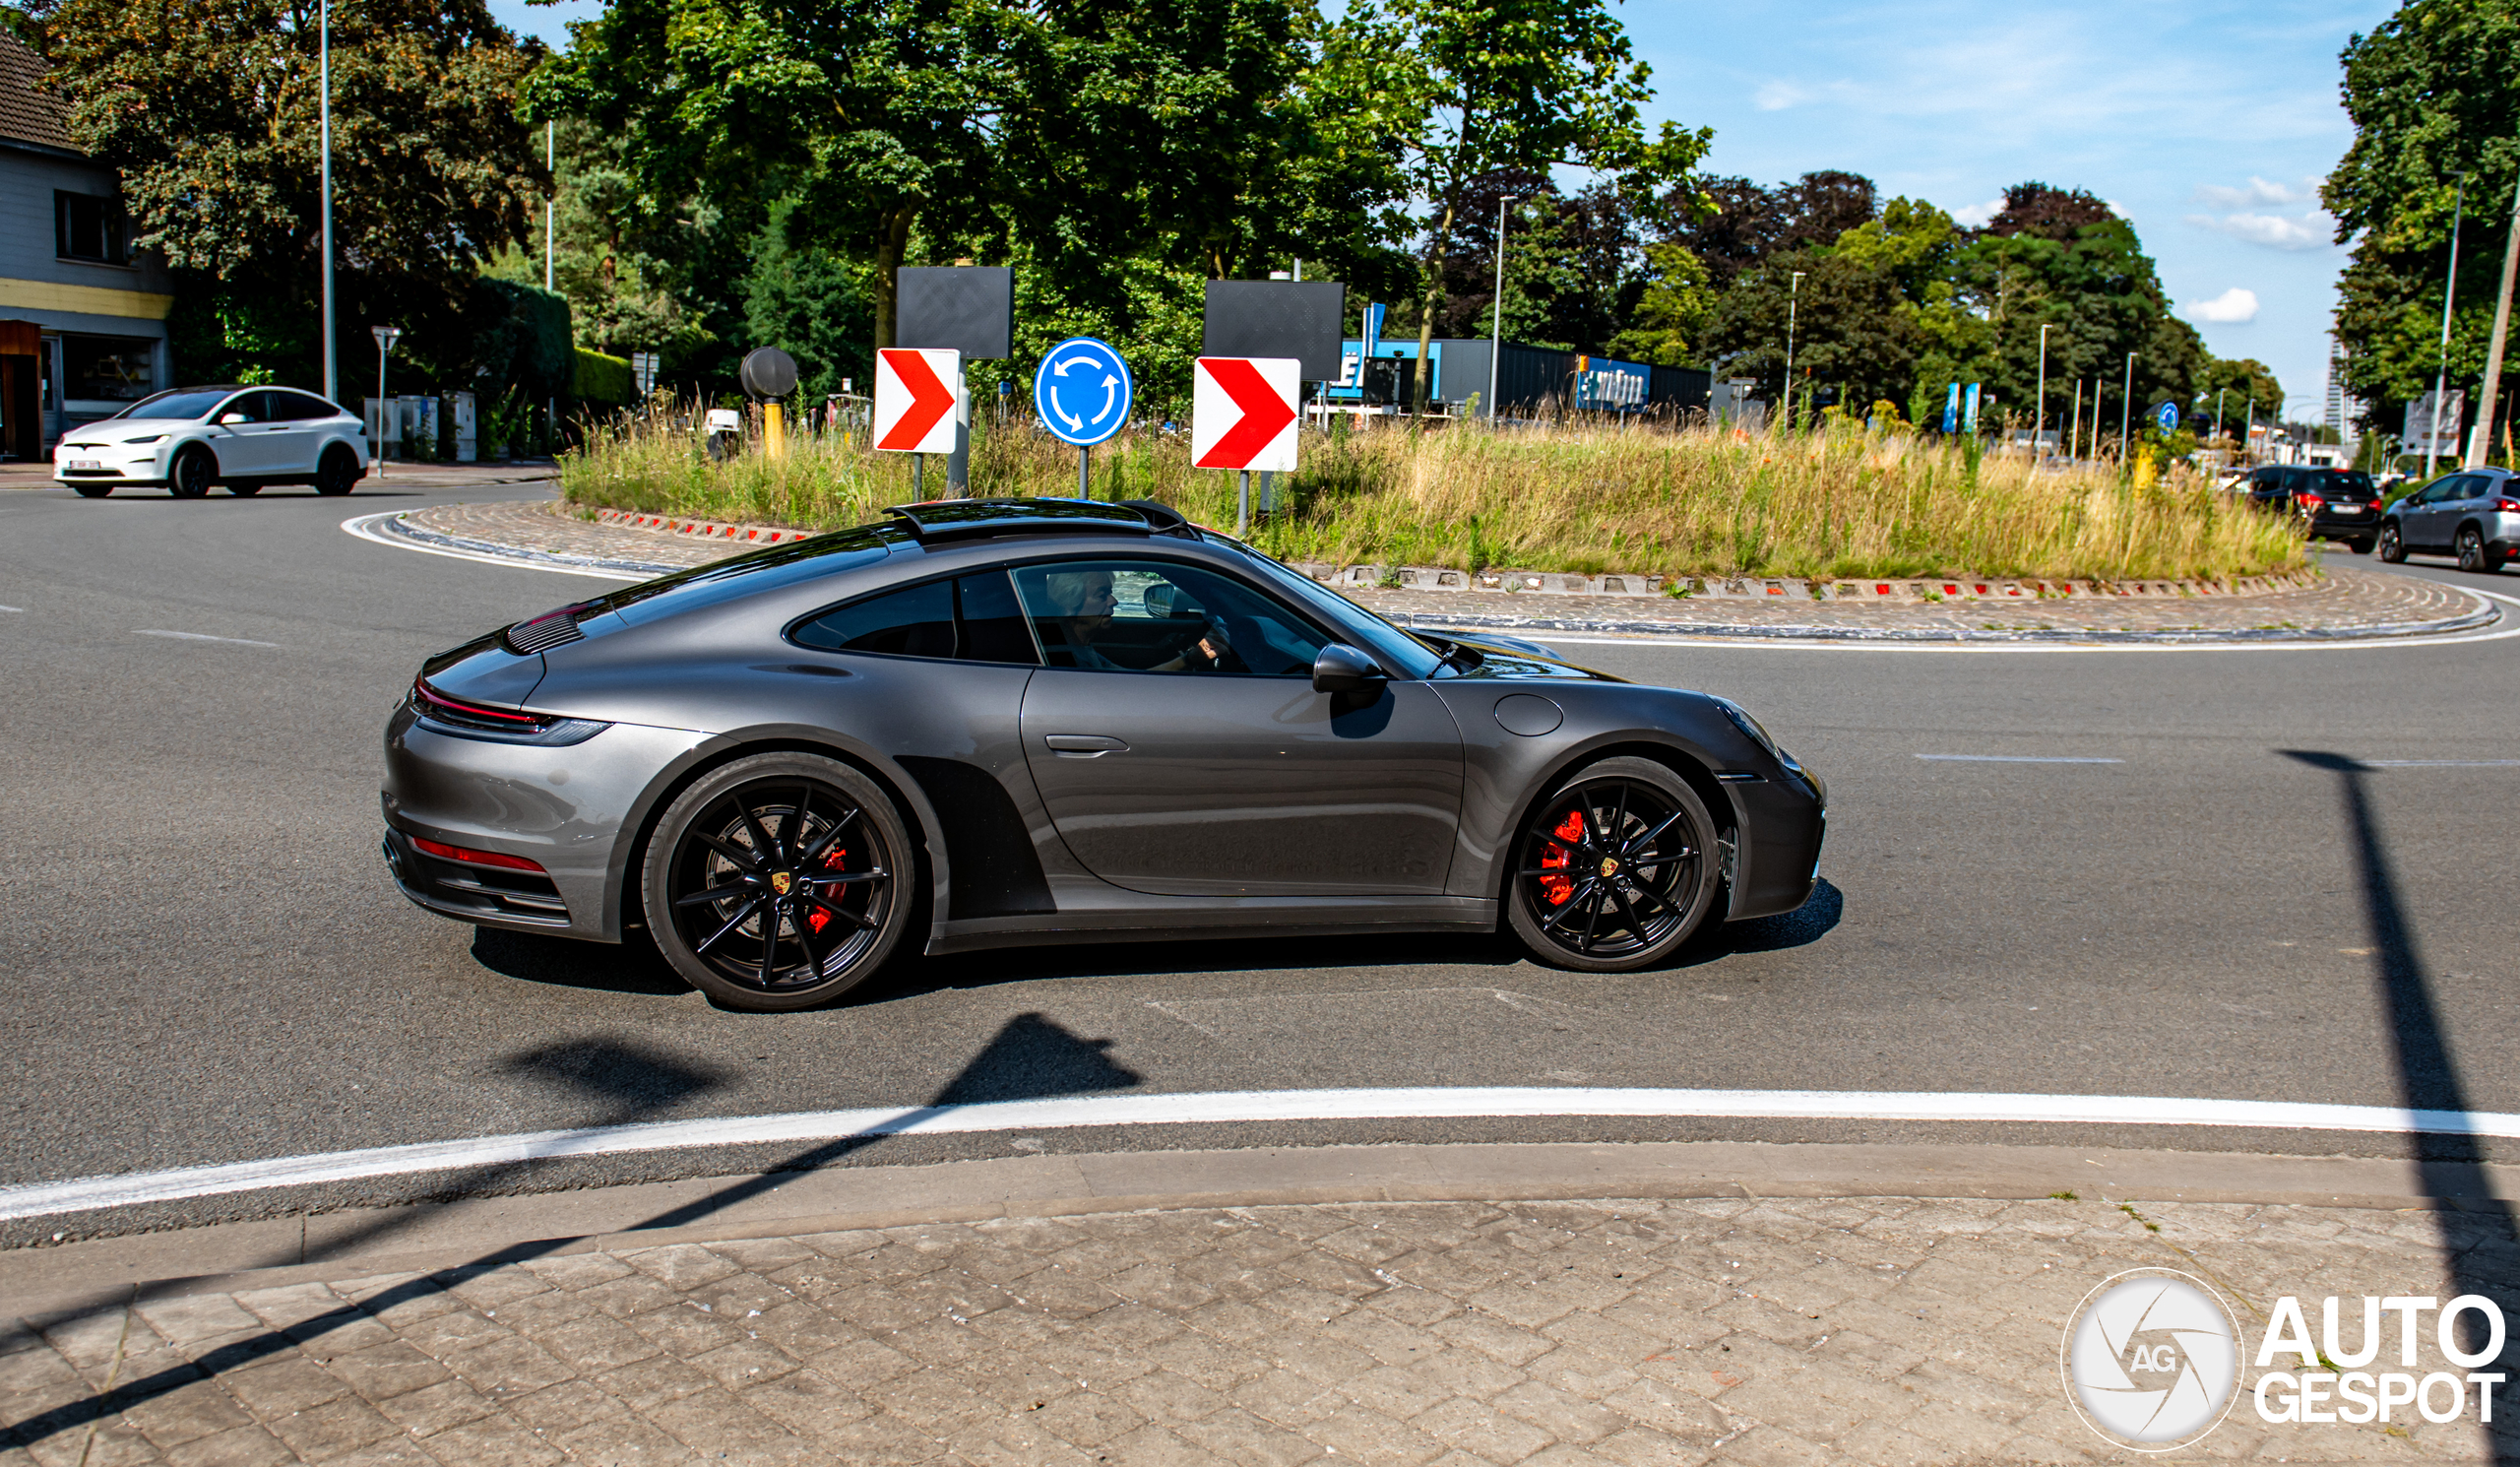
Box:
1915, 754, 2123, 764
342, 511, 649, 582
8, 1085, 2519, 1222
134, 629, 280, 648
2365, 759, 2520, 767
0, 605, 22, 612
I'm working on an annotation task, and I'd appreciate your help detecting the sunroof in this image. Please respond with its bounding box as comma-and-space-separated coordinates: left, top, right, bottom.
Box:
885, 498, 1155, 542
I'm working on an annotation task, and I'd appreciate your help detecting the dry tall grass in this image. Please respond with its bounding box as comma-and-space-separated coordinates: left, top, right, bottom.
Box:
559, 403, 2305, 582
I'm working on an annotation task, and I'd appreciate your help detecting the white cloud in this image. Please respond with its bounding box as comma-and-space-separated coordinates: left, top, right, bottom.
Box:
1949, 196, 2007, 228
2194, 176, 2318, 209
2183, 287, 2260, 324
2184, 209, 2336, 250
1754, 81, 1811, 111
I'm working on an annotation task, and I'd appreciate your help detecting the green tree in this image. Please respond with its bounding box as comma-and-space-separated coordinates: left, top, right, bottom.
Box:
1606, 242, 1714, 366
2189, 356, 2284, 444
1702, 248, 1920, 418
1325, 0, 1708, 402
32, 0, 541, 388
2325, 0, 2520, 439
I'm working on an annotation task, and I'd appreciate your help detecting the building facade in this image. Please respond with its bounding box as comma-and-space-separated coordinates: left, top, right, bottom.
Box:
0, 31, 175, 462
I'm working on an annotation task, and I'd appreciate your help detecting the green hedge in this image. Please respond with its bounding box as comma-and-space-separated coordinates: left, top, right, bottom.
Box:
572, 348, 635, 407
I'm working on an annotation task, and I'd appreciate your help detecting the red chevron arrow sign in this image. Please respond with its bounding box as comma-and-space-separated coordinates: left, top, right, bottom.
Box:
873, 348, 962, 453
1192, 356, 1300, 473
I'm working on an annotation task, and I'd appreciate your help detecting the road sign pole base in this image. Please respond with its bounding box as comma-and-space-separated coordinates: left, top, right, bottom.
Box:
914, 454, 924, 498
1237, 469, 1250, 536
1079, 446, 1090, 500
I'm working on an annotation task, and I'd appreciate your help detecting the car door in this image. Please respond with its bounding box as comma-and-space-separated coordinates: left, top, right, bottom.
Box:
1011, 554, 1465, 897
2408, 476, 2469, 548
207, 390, 284, 474
259, 391, 332, 477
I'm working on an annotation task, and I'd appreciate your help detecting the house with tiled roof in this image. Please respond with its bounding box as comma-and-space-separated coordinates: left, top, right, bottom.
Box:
0, 28, 175, 461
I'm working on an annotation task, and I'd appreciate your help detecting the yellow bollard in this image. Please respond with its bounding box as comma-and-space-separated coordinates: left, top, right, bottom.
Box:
763, 401, 788, 459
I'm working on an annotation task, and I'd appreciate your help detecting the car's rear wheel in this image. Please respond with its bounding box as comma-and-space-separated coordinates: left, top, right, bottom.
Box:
2378, 522, 2407, 563
2457, 526, 2490, 573
1507, 756, 1721, 973
316, 446, 359, 496
643, 753, 913, 1010
170, 447, 216, 498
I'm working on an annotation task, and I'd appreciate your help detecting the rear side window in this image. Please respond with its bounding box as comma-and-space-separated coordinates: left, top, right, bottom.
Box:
274, 392, 337, 420
790, 572, 1040, 665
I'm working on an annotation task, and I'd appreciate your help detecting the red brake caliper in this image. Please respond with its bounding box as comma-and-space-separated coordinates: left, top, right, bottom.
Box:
1539, 809, 1583, 906
808, 846, 848, 932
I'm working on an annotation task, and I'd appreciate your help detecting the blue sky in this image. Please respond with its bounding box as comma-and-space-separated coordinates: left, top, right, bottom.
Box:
493, 0, 2392, 415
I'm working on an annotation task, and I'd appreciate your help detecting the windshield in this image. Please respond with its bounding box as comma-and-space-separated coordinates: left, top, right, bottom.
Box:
111, 388, 236, 421
1205, 537, 1446, 680
2311, 471, 2376, 495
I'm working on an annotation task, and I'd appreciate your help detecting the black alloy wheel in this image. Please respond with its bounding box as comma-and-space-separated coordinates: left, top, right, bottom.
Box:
228, 480, 262, 496
169, 447, 216, 498
2457, 526, 2490, 573
1506, 756, 1721, 973
2378, 522, 2407, 563
643, 753, 912, 1010
316, 446, 359, 496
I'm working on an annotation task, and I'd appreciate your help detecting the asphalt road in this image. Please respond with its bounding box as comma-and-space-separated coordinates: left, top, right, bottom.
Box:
3, 478, 2517, 1231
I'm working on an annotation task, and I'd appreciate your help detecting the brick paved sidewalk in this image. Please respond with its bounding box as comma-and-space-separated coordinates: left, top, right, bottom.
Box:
386, 500, 2496, 643
7, 1188, 2506, 1465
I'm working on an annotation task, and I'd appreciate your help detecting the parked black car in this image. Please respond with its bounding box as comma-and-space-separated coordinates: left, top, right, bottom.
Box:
2378, 467, 2520, 572
2242, 465, 2384, 553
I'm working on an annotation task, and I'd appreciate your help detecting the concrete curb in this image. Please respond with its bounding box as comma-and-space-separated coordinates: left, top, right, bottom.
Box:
5, 1139, 2510, 1316
1381, 605, 2505, 645
581, 505, 824, 547
1295, 562, 2324, 603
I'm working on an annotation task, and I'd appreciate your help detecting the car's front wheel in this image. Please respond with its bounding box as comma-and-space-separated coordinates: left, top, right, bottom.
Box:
227, 480, 262, 496
642, 753, 914, 1010
2457, 526, 2491, 573
2378, 522, 2407, 563
2351, 536, 2375, 555
70, 481, 111, 498
316, 446, 360, 496
169, 447, 216, 499
1507, 756, 1722, 973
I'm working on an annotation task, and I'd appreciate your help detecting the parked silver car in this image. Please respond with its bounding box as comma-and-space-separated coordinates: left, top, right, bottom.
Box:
53, 385, 371, 498
2377, 467, 2520, 573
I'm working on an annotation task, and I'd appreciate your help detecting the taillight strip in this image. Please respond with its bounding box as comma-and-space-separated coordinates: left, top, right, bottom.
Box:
413, 676, 543, 726
410, 836, 547, 872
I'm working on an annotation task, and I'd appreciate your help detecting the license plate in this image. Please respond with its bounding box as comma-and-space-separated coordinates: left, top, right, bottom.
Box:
67, 459, 101, 472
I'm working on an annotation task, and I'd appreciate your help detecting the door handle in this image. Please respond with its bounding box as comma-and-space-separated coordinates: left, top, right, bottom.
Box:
1044, 734, 1128, 757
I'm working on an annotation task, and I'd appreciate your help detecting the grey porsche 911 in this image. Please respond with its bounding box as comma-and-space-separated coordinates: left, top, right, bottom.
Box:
383, 498, 1825, 1010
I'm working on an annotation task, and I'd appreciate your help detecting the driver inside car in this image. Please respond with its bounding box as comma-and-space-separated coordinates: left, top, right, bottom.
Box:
1042, 569, 1231, 671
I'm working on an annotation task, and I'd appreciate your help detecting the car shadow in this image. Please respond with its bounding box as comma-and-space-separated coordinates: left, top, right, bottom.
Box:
470, 926, 693, 996
860, 928, 1526, 1006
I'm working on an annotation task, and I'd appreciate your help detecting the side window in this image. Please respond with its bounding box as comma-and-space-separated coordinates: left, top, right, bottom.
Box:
793, 580, 956, 658
219, 392, 270, 424
789, 572, 1042, 664
278, 392, 336, 421
1010, 559, 1331, 676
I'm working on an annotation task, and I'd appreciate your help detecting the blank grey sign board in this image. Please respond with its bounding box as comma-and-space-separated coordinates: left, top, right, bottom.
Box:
1204, 281, 1345, 380
898, 267, 1013, 358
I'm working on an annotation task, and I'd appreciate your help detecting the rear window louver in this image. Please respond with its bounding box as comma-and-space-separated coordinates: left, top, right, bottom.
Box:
503, 604, 593, 654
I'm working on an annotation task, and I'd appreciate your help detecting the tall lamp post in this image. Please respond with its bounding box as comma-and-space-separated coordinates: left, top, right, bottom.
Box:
1486, 195, 1518, 422
2426, 173, 2468, 480
544, 120, 557, 448
2035, 324, 2051, 460
319, 0, 335, 403
2117, 351, 2135, 462
1782, 270, 1805, 431
371, 325, 401, 478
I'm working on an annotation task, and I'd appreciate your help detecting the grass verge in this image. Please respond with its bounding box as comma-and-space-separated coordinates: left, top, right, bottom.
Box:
557, 404, 2307, 583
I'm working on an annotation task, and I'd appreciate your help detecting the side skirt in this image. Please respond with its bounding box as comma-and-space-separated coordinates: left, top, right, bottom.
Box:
924, 897, 1496, 955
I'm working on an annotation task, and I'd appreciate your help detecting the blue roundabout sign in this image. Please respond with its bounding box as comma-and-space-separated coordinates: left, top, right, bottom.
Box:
1034, 337, 1134, 446
2153, 400, 2180, 434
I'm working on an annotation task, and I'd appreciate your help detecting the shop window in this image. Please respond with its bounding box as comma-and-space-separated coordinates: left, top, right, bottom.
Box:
62, 336, 156, 405
55, 192, 128, 265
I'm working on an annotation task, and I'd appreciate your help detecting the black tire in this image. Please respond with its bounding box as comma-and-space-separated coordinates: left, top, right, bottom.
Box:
315, 446, 360, 496
71, 481, 112, 498
169, 447, 217, 498
642, 753, 914, 1010
2351, 537, 2375, 555
2457, 526, 2488, 573
227, 480, 262, 496
2378, 522, 2407, 563
1506, 755, 1722, 973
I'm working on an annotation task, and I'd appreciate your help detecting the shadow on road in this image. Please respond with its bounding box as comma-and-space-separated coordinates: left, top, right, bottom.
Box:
2281, 748, 2517, 1455
470, 926, 692, 997
1, 1012, 1139, 1450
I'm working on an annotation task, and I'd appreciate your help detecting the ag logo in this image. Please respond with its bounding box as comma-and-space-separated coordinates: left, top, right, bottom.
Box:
2060, 1268, 2240, 1451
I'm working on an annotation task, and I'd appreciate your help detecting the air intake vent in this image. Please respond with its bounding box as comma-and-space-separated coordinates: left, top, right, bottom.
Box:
504, 606, 591, 654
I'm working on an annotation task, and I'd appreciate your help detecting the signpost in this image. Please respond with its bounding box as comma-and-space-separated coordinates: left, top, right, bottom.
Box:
873, 347, 962, 494
1193, 356, 1300, 534
2152, 401, 2180, 436
1033, 337, 1133, 497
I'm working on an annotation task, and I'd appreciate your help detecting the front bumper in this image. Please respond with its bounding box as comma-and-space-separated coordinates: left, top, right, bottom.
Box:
1726, 761, 1827, 921
54, 457, 167, 486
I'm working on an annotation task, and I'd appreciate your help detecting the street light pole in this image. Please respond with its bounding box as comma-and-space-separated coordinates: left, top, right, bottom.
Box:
2035, 324, 2050, 460
1783, 270, 1805, 432
2427, 173, 2467, 480
2465, 170, 2520, 469
319, 0, 334, 403
1487, 195, 1514, 422
2118, 351, 2135, 462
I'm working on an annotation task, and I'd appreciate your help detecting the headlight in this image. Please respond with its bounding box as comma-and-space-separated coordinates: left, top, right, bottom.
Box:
122, 434, 166, 445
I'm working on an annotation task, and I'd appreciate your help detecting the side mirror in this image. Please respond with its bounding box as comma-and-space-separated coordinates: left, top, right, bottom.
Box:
1312, 643, 1386, 694
218, 413, 249, 425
